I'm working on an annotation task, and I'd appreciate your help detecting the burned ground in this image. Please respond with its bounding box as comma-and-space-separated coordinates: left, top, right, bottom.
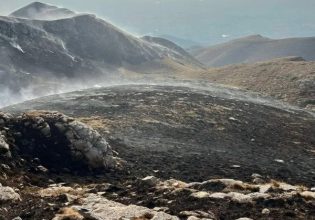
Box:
4, 84, 315, 186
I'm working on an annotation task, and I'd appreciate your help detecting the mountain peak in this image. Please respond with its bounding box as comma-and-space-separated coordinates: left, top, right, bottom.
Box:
10, 1, 76, 20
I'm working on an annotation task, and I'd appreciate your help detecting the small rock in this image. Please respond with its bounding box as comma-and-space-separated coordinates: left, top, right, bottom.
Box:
236, 218, 253, 220
0, 136, 9, 154
0, 186, 21, 202
37, 165, 49, 173
153, 207, 169, 212
228, 192, 252, 203
252, 178, 264, 184
191, 191, 210, 199
262, 208, 270, 215
300, 191, 315, 200
209, 192, 228, 199
1, 164, 10, 170
229, 117, 238, 121
311, 187, 315, 192
248, 192, 270, 200
12, 217, 22, 220
251, 173, 262, 179
141, 176, 159, 186
180, 210, 215, 219
52, 207, 84, 220
231, 165, 241, 168
274, 159, 285, 163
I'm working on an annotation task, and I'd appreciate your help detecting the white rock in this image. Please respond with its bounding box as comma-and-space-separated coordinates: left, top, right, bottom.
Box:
300, 191, 315, 199
209, 192, 228, 199
248, 192, 270, 200
278, 182, 299, 191
262, 208, 270, 215
274, 159, 285, 163
227, 192, 252, 203
0, 135, 9, 153
259, 184, 272, 193
0, 186, 21, 202
251, 173, 262, 178
142, 176, 160, 186
191, 191, 210, 199
72, 194, 179, 220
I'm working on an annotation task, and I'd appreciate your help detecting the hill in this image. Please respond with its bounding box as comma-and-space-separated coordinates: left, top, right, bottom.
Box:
195, 57, 315, 110
1, 84, 314, 219
191, 35, 315, 67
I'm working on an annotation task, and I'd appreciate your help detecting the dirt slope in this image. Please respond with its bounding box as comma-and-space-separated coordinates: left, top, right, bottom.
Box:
192, 57, 315, 110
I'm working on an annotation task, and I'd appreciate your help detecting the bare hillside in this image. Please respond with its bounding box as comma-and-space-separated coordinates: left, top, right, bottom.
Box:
191, 35, 315, 67
195, 57, 315, 110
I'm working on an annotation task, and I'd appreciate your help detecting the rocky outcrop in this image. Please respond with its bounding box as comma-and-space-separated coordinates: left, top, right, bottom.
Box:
72, 194, 179, 220
0, 111, 116, 171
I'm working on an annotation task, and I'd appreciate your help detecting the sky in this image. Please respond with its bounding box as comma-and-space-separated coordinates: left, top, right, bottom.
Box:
1, 0, 315, 46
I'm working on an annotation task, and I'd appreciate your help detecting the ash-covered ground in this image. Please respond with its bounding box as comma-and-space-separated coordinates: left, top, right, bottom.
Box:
1, 84, 315, 220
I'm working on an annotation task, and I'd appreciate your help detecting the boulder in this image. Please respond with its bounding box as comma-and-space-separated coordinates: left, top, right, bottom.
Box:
0, 135, 9, 154
1, 111, 117, 171
0, 186, 21, 202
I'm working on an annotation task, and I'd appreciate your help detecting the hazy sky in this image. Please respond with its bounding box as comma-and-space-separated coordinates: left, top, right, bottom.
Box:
1, 0, 315, 46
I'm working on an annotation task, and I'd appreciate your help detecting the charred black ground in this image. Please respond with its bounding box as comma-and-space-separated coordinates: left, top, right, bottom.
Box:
1, 84, 315, 220
3, 84, 315, 186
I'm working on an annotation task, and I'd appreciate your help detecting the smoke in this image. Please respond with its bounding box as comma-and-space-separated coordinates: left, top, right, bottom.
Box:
1, 74, 313, 119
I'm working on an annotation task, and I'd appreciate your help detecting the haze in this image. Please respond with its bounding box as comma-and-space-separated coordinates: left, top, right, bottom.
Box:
1, 0, 315, 46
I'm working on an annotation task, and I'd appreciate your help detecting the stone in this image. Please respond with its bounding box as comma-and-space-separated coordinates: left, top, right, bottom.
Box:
299, 191, 315, 200
274, 159, 285, 163
0, 135, 9, 154
251, 173, 262, 179
5, 111, 117, 170
39, 186, 77, 197
72, 194, 179, 220
236, 218, 253, 220
209, 192, 228, 199
248, 192, 270, 200
37, 165, 49, 173
252, 177, 264, 184
191, 191, 210, 199
142, 176, 160, 186
52, 207, 84, 220
262, 208, 270, 215
195, 179, 243, 192
180, 210, 215, 219
0, 186, 21, 202
227, 192, 252, 203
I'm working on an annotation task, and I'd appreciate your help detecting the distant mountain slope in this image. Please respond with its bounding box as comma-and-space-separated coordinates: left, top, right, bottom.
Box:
191, 35, 315, 67
199, 57, 315, 110
9, 1, 76, 20
158, 34, 200, 49
0, 2, 202, 107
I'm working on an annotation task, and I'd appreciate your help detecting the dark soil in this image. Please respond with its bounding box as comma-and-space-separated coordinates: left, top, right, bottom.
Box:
1, 84, 315, 220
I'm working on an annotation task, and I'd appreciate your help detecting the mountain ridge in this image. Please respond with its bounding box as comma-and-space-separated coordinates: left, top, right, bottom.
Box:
191, 35, 315, 67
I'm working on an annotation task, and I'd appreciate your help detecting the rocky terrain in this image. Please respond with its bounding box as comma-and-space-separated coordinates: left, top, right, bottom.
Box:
190, 35, 315, 67
190, 57, 315, 111
1, 84, 314, 219
1, 2, 315, 220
